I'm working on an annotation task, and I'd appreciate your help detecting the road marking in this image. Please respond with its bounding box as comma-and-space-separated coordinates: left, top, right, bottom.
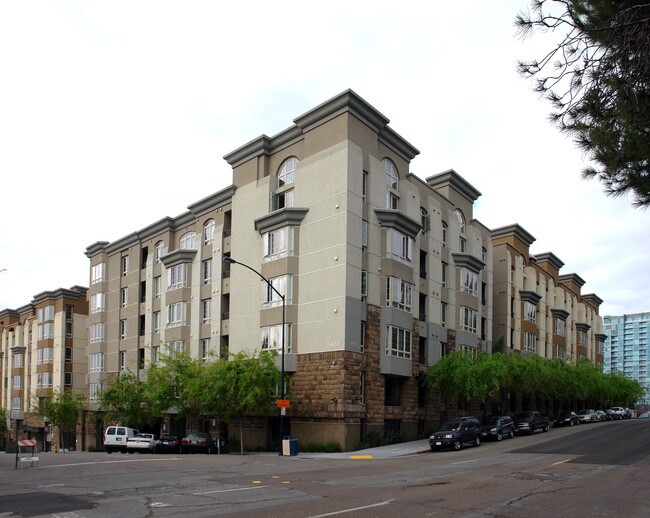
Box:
349, 455, 373, 459
40, 458, 181, 469
450, 459, 479, 465
194, 485, 268, 495
552, 458, 573, 465
308, 499, 395, 517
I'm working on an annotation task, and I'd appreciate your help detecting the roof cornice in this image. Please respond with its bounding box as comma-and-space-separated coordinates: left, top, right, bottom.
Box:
491, 224, 536, 246
559, 273, 586, 287
426, 169, 482, 203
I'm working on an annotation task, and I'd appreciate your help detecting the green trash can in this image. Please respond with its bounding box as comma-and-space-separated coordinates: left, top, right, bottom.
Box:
282, 436, 298, 456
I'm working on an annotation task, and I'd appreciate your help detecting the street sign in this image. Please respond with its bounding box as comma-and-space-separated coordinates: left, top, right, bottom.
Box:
277, 399, 290, 409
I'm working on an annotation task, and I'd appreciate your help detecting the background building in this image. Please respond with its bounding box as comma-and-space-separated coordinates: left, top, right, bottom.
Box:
0, 286, 88, 451
491, 224, 605, 365
603, 312, 649, 405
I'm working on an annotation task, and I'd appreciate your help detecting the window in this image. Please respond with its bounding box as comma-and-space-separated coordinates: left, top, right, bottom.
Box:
481, 282, 487, 305
203, 219, 215, 245
167, 263, 188, 290
361, 220, 368, 250
261, 324, 292, 353
65, 347, 72, 363
202, 259, 212, 285
37, 372, 53, 388
261, 274, 292, 308
555, 318, 565, 336
64, 372, 72, 388
579, 330, 587, 345
523, 332, 537, 352
386, 277, 413, 312
120, 319, 127, 339
386, 228, 413, 265
385, 325, 412, 359
420, 208, 431, 233
460, 268, 478, 296
140, 281, 146, 302
384, 157, 399, 200
121, 287, 128, 308
139, 348, 145, 369
272, 189, 294, 211
90, 323, 105, 343
524, 302, 537, 324
90, 293, 106, 313
454, 209, 465, 234
482, 247, 487, 262
13, 375, 22, 389
459, 236, 466, 253
151, 346, 160, 365
361, 270, 368, 299
556, 344, 566, 359
442, 221, 448, 246
460, 307, 478, 334
13, 353, 23, 368
154, 276, 161, 298
202, 299, 212, 324
90, 353, 104, 373
89, 382, 103, 402
263, 227, 293, 261
360, 322, 366, 352
166, 302, 187, 328
278, 157, 298, 187
169, 341, 185, 355
65, 321, 73, 337
441, 262, 447, 288
38, 305, 55, 322
362, 171, 368, 198
201, 338, 211, 360
119, 351, 126, 371
441, 302, 447, 328
37, 323, 54, 340
12, 397, 21, 410
153, 311, 161, 333
121, 255, 129, 276
91, 262, 106, 284
155, 241, 165, 263
179, 232, 196, 250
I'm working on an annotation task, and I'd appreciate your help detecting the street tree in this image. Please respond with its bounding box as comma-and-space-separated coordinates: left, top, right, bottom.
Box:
99, 372, 158, 430
36, 390, 86, 451
206, 351, 280, 454
0, 406, 7, 439
516, 0, 650, 207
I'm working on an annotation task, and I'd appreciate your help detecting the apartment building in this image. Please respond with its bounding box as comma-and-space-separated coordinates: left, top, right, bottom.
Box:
0, 286, 88, 450
85, 90, 493, 450
492, 224, 605, 365
603, 312, 649, 404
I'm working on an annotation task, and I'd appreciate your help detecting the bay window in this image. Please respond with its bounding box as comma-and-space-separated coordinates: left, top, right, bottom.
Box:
385, 325, 412, 358
386, 277, 412, 312
261, 275, 293, 308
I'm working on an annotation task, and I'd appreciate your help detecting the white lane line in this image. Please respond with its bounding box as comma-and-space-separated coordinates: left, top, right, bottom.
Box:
194, 485, 268, 495
450, 459, 479, 465
40, 458, 182, 469
308, 499, 395, 517
552, 458, 573, 465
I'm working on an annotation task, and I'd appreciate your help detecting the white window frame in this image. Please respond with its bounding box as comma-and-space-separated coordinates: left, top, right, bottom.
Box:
524, 301, 537, 324
461, 268, 478, 296
12, 397, 21, 410
523, 332, 537, 353
460, 306, 478, 334
154, 276, 161, 298
155, 241, 165, 263
91, 262, 106, 284
261, 275, 292, 308
121, 255, 129, 276
13, 353, 23, 368
386, 277, 413, 312
361, 220, 368, 250
179, 232, 196, 250
202, 299, 212, 324
119, 350, 126, 371
386, 228, 413, 265
556, 344, 566, 359
385, 325, 412, 359
442, 221, 448, 246
89, 352, 104, 373
90, 323, 105, 343
121, 287, 128, 308
89, 382, 103, 402
202, 259, 212, 285
13, 375, 22, 389
203, 219, 215, 245
261, 323, 292, 353
263, 227, 293, 262
441, 262, 447, 288
278, 157, 298, 187
361, 270, 368, 299
90, 292, 106, 314
201, 338, 211, 360
441, 302, 447, 328
153, 311, 161, 334
120, 319, 127, 340
166, 302, 187, 328
555, 318, 565, 336
167, 263, 188, 290
272, 188, 294, 211
168, 340, 185, 355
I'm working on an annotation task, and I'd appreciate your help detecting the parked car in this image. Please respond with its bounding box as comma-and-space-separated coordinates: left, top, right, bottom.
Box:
430, 416, 482, 451
104, 426, 138, 454
481, 416, 515, 441
608, 407, 626, 420
577, 409, 598, 423
594, 410, 608, 422
637, 412, 650, 419
624, 408, 633, 419
127, 433, 157, 453
154, 434, 183, 454
513, 411, 549, 435
606, 409, 622, 420
554, 411, 580, 427
181, 433, 218, 454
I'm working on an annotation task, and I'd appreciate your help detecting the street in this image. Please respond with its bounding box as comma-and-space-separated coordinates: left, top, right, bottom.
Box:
1, 419, 648, 517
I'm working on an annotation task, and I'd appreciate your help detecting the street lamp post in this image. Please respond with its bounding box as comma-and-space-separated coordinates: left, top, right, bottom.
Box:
223, 256, 287, 446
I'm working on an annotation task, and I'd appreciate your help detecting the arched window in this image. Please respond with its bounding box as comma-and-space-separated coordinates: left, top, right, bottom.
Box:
441, 221, 448, 246
179, 232, 196, 250
420, 207, 430, 233
154, 241, 165, 263
383, 158, 398, 191
454, 209, 465, 235
278, 157, 299, 188
203, 219, 215, 246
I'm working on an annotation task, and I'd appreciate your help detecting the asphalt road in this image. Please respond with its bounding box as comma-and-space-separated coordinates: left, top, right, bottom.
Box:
1, 419, 648, 517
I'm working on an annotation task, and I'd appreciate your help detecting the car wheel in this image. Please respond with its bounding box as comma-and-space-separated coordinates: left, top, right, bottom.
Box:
473, 436, 480, 447
543, 425, 549, 432
496, 432, 503, 441
106, 449, 112, 454
569, 420, 574, 426
453, 440, 462, 451
509, 429, 515, 439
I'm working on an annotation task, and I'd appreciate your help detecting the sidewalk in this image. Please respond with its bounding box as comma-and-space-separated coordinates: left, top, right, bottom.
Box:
298, 438, 430, 460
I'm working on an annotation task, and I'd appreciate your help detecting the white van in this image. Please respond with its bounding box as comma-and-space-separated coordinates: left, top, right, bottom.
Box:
104, 426, 138, 453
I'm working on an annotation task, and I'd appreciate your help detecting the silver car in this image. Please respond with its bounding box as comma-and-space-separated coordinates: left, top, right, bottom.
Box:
577, 409, 597, 423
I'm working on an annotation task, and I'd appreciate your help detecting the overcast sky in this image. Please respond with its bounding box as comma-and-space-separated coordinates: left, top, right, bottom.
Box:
0, 1, 648, 317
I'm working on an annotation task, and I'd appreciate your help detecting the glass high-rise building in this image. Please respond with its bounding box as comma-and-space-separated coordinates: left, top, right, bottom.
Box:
603, 312, 649, 404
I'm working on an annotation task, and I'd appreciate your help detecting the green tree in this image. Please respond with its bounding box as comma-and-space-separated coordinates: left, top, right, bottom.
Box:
36, 390, 86, 451
206, 351, 280, 454
427, 350, 481, 412
0, 406, 7, 440
516, 0, 650, 207
99, 373, 158, 430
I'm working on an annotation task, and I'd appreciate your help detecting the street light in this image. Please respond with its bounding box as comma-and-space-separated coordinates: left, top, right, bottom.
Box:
223, 256, 287, 445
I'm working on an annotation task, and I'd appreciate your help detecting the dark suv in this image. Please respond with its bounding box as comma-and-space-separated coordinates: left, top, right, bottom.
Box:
481, 415, 515, 441
430, 416, 482, 451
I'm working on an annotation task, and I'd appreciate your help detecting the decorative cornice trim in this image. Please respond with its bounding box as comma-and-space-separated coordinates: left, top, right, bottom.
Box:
519, 289, 542, 304
491, 224, 536, 246
533, 252, 565, 271
160, 249, 197, 268
254, 207, 310, 234
551, 309, 570, 320
451, 253, 485, 273
575, 322, 591, 332
374, 208, 422, 239
426, 169, 482, 203
582, 293, 603, 307
559, 273, 586, 287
